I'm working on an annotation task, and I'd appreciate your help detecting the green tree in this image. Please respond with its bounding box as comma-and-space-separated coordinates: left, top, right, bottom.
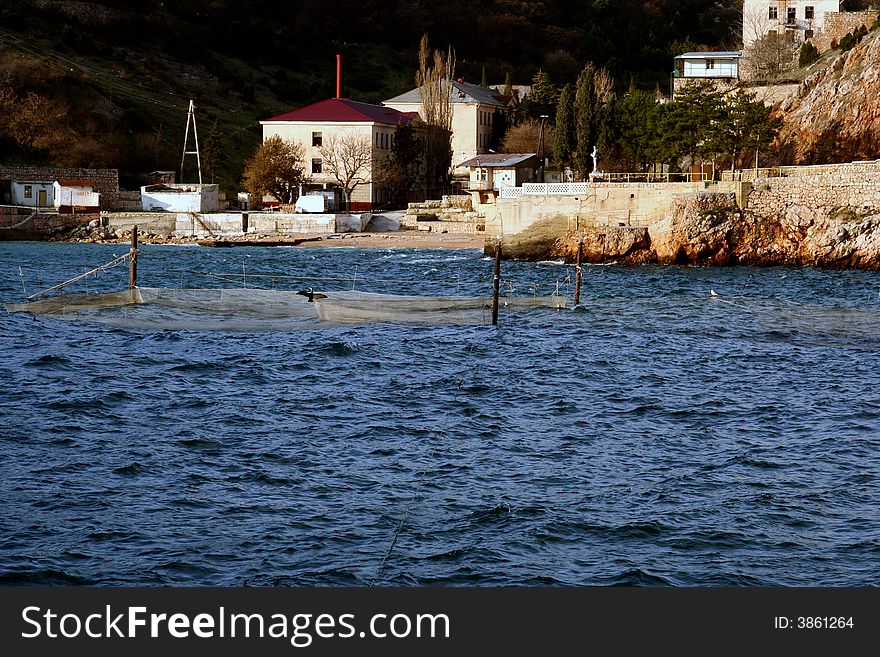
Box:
481, 64, 488, 87
798, 41, 820, 68
574, 64, 596, 177
374, 123, 423, 207
502, 71, 513, 98
573, 63, 614, 177
662, 81, 724, 168
524, 69, 557, 120
202, 118, 224, 184
615, 85, 657, 170
553, 83, 575, 171
241, 135, 306, 204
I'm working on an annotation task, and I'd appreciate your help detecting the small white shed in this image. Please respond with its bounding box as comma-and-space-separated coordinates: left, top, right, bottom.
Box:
53, 180, 101, 212
11, 181, 54, 208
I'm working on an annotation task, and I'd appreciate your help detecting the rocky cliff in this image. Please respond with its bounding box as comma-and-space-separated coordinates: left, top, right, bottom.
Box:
511, 186, 880, 270
776, 29, 880, 164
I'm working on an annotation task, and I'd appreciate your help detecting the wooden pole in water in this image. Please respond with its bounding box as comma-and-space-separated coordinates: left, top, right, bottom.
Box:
573, 238, 583, 305
129, 225, 138, 290
491, 238, 501, 325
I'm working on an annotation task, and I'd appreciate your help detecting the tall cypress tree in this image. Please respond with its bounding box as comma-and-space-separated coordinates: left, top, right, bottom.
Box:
574, 64, 596, 178
553, 83, 575, 171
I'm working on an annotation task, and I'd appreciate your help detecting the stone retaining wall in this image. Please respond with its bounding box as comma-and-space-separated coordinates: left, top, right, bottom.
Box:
744, 171, 880, 220
0, 166, 119, 196
812, 11, 879, 53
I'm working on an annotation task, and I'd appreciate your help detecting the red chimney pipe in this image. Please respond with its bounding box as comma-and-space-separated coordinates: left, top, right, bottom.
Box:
336, 54, 342, 99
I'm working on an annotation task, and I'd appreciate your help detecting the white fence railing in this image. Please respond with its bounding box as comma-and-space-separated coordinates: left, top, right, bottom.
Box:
499, 179, 738, 199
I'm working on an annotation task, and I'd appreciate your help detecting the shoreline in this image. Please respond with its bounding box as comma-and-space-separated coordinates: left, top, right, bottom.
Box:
51, 229, 487, 250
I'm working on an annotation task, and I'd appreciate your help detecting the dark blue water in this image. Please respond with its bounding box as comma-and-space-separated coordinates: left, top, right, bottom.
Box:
1, 242, 879, 586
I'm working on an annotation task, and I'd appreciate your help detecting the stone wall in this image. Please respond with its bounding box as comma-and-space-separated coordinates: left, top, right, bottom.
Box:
494, 170, 880, 267
744, 171, 880, 219
812, 11, 879, 52
0, 166, 119, 196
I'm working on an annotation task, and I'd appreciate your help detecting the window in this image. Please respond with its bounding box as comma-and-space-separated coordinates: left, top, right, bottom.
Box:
312, 158, 322, 174
706, 59, 715, 70
805, 6, 814, 19
787, 7, 796, 23
805, 29, 814, 39
769, 7, 777, 19
312, 131, 322, 147
24, 185, 32, 199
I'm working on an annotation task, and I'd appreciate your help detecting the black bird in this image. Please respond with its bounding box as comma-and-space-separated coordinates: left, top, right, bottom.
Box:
296, 288, 327, 302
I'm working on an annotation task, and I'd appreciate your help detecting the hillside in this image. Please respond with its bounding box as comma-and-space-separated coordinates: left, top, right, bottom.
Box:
776, 29, 880, 164
0, 0, 740, 191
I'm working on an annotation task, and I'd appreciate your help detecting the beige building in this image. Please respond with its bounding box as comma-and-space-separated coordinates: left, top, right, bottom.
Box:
383, 80, 506, 174
742, 0, 842, 47
260, 98, 418, 211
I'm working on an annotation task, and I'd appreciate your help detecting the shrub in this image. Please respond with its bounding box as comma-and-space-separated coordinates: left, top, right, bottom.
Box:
799, 41, 820, 67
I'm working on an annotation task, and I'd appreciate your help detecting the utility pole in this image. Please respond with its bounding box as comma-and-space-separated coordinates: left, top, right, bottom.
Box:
180, 99, 203, 184
538, 114, 548, 183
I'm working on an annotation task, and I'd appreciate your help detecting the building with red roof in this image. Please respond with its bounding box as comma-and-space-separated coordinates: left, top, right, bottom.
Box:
260, 98, 420, 211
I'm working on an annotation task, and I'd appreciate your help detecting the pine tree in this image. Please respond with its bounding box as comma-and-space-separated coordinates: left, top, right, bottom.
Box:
524, 69, 557, 120
481, 65, 488, 87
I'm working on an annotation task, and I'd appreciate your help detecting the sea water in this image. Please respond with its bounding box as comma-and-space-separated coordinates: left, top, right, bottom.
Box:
0, 242, 878, 586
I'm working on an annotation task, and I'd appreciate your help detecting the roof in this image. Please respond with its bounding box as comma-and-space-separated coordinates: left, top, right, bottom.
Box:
384, 80, 506, 107
262, 98, 419, 126
676, 51, 743, 59
458, 153, 537, 168
55, 179, 94, 188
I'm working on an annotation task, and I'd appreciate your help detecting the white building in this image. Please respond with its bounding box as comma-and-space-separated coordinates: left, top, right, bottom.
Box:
672, 51, 743, 96
383, 80, 507, 174
674, 52, 742, 80
742, 0, 842, 47
11, 181, 54, 208
53, 179, 100, 212
141, 184, 219, 212
261, 97, 419, 211
458, 153, 538, 206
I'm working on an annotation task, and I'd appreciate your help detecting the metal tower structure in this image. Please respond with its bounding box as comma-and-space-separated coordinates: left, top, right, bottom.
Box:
180, 99, 203, 184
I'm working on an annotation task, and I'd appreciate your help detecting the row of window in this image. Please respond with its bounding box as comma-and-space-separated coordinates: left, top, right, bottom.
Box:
310, 130, 393, 159
479, 110, 493, 126
770, 6, 814, 21
375, 132, 394, 149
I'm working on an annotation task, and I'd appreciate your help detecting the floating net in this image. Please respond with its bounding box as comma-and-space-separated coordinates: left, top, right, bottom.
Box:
4, 287, 566, 329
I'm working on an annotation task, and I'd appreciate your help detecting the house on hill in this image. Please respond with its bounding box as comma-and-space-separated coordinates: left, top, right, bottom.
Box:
383, 80, 507, 175
740, 1, 877, 51
260, 97, 419, 211
672, 51, 743, 96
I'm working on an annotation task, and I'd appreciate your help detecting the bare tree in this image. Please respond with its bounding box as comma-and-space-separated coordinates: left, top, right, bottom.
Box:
415, 34, 455, 189
499, 119, 554, 155
319, 133, 374, 210
745, 31, 800, 80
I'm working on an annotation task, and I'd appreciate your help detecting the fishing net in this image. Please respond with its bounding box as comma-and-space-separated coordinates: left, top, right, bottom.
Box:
4, 287, 566, 328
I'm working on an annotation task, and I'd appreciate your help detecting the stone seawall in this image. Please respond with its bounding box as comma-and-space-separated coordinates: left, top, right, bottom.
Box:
497, 171, 880, 269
